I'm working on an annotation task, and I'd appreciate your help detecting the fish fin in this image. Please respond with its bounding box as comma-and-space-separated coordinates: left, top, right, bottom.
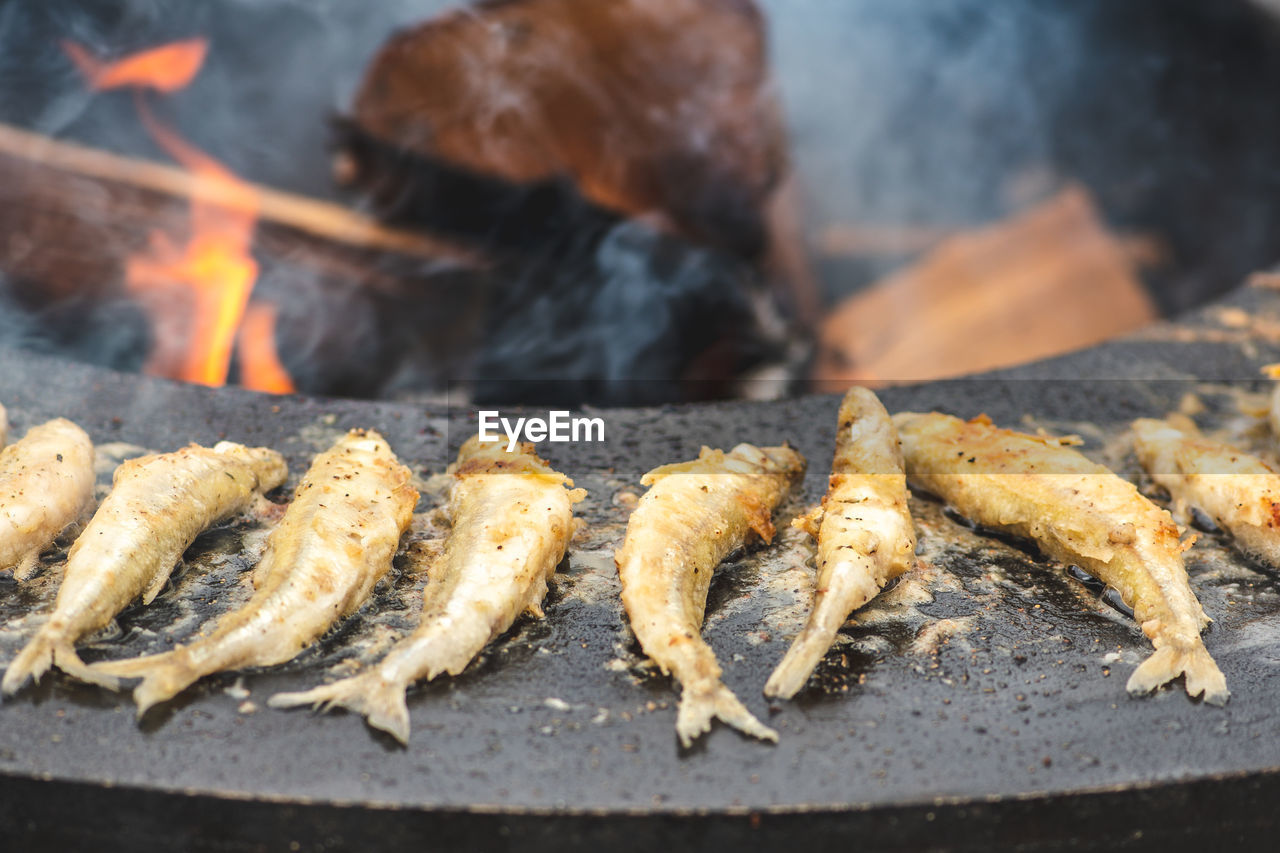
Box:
1126, 643, 1229, 706
2, 629, 120, 695
269, 673, 412, 745
2, 629, 57, 695
791, 505, 823, 538
89, 650, 196, 716
675, 679, 778, 747
11, 550, 41, 582
524, 579, 550, 619
141, 565, 176, 605
250, 493, 280, 519
58, 501, 93, 544
52, 645, 121, 691
131, 660, 201, 717
250, 542, 279, 589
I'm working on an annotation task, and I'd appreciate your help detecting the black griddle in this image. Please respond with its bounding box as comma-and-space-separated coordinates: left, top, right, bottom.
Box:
4, 284, 1280, 852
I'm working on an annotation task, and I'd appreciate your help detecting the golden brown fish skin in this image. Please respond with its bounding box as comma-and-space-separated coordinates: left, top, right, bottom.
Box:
0, 418, 96, 581
92, 429, 417, 716
2, 440, 287, 696
765, 388, 915, 699
894, 411, 1227, 705
616, 443, 806, 746
1133, 416, 1280, 568
268, 435, 585, 743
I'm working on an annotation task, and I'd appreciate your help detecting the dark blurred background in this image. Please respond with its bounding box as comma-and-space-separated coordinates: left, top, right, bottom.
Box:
2, 0, 1279, 401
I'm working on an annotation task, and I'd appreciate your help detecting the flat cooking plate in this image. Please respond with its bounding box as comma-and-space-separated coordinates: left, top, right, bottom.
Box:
4, 286, 1280, 852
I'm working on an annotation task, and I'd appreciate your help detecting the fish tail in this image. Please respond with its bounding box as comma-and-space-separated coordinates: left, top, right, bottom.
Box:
2, 629, 120, 695
2, 629, 57, 696
53, 645, 121, 691
764, 558, 882, 700
763, 623, 835, 700
89, 650, 197, 716
676, 678, 778, 747
269, 673, 412, 745
131, 661, 202, 717
1126, 643, 1229, 706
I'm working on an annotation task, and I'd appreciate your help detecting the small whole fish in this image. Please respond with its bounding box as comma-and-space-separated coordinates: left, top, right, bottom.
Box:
1, 418, 96, 581
269, 436, 585, 743
616, 443, 806, 747
894, 411, 1228, 705
764, 388, 915, 699
2, 440, 287, 695
92, 429, 417, 716
1133, 416, 1280, 568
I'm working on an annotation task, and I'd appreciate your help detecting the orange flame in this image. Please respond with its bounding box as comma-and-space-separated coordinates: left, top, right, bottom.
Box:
63, 39, 293, 393
62, 39, 208, 93
126, 97, 258, 386
238, 303, 296, 394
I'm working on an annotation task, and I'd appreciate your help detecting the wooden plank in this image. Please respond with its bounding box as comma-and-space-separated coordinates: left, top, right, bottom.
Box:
0, 122, 477, 266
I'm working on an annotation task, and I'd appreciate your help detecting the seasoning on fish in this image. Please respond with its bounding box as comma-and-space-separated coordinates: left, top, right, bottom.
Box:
269, 435, 585, 743
894, 411, 1228, 705
764, 388, 915, 699
1, 418, 96, 581
91, 429, 416, 716
1133, 416, 1280, 569
2, 440, 287, 695
616, 443, 805, 746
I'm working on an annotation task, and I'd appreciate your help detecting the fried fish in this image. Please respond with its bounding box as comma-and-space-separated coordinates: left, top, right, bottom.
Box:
3, 440, 286, 695
894, 411, 1227, 705
0, 418, 96, 581
1133, 416, 1280, 569
90, 429, 416, 715
765, 388, 915, 698
269, 436, 584, 743
616, 443, 805, 746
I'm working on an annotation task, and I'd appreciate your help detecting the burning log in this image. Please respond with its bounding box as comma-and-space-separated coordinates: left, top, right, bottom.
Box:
0, 119, 787, 404
1, 11, 806, 406
0, 121, 479, 301
0, 121, 487, 396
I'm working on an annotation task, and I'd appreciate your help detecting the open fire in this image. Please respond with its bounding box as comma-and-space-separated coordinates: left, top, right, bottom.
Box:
63, 38, 293, 393
1, 0, 1279, 405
